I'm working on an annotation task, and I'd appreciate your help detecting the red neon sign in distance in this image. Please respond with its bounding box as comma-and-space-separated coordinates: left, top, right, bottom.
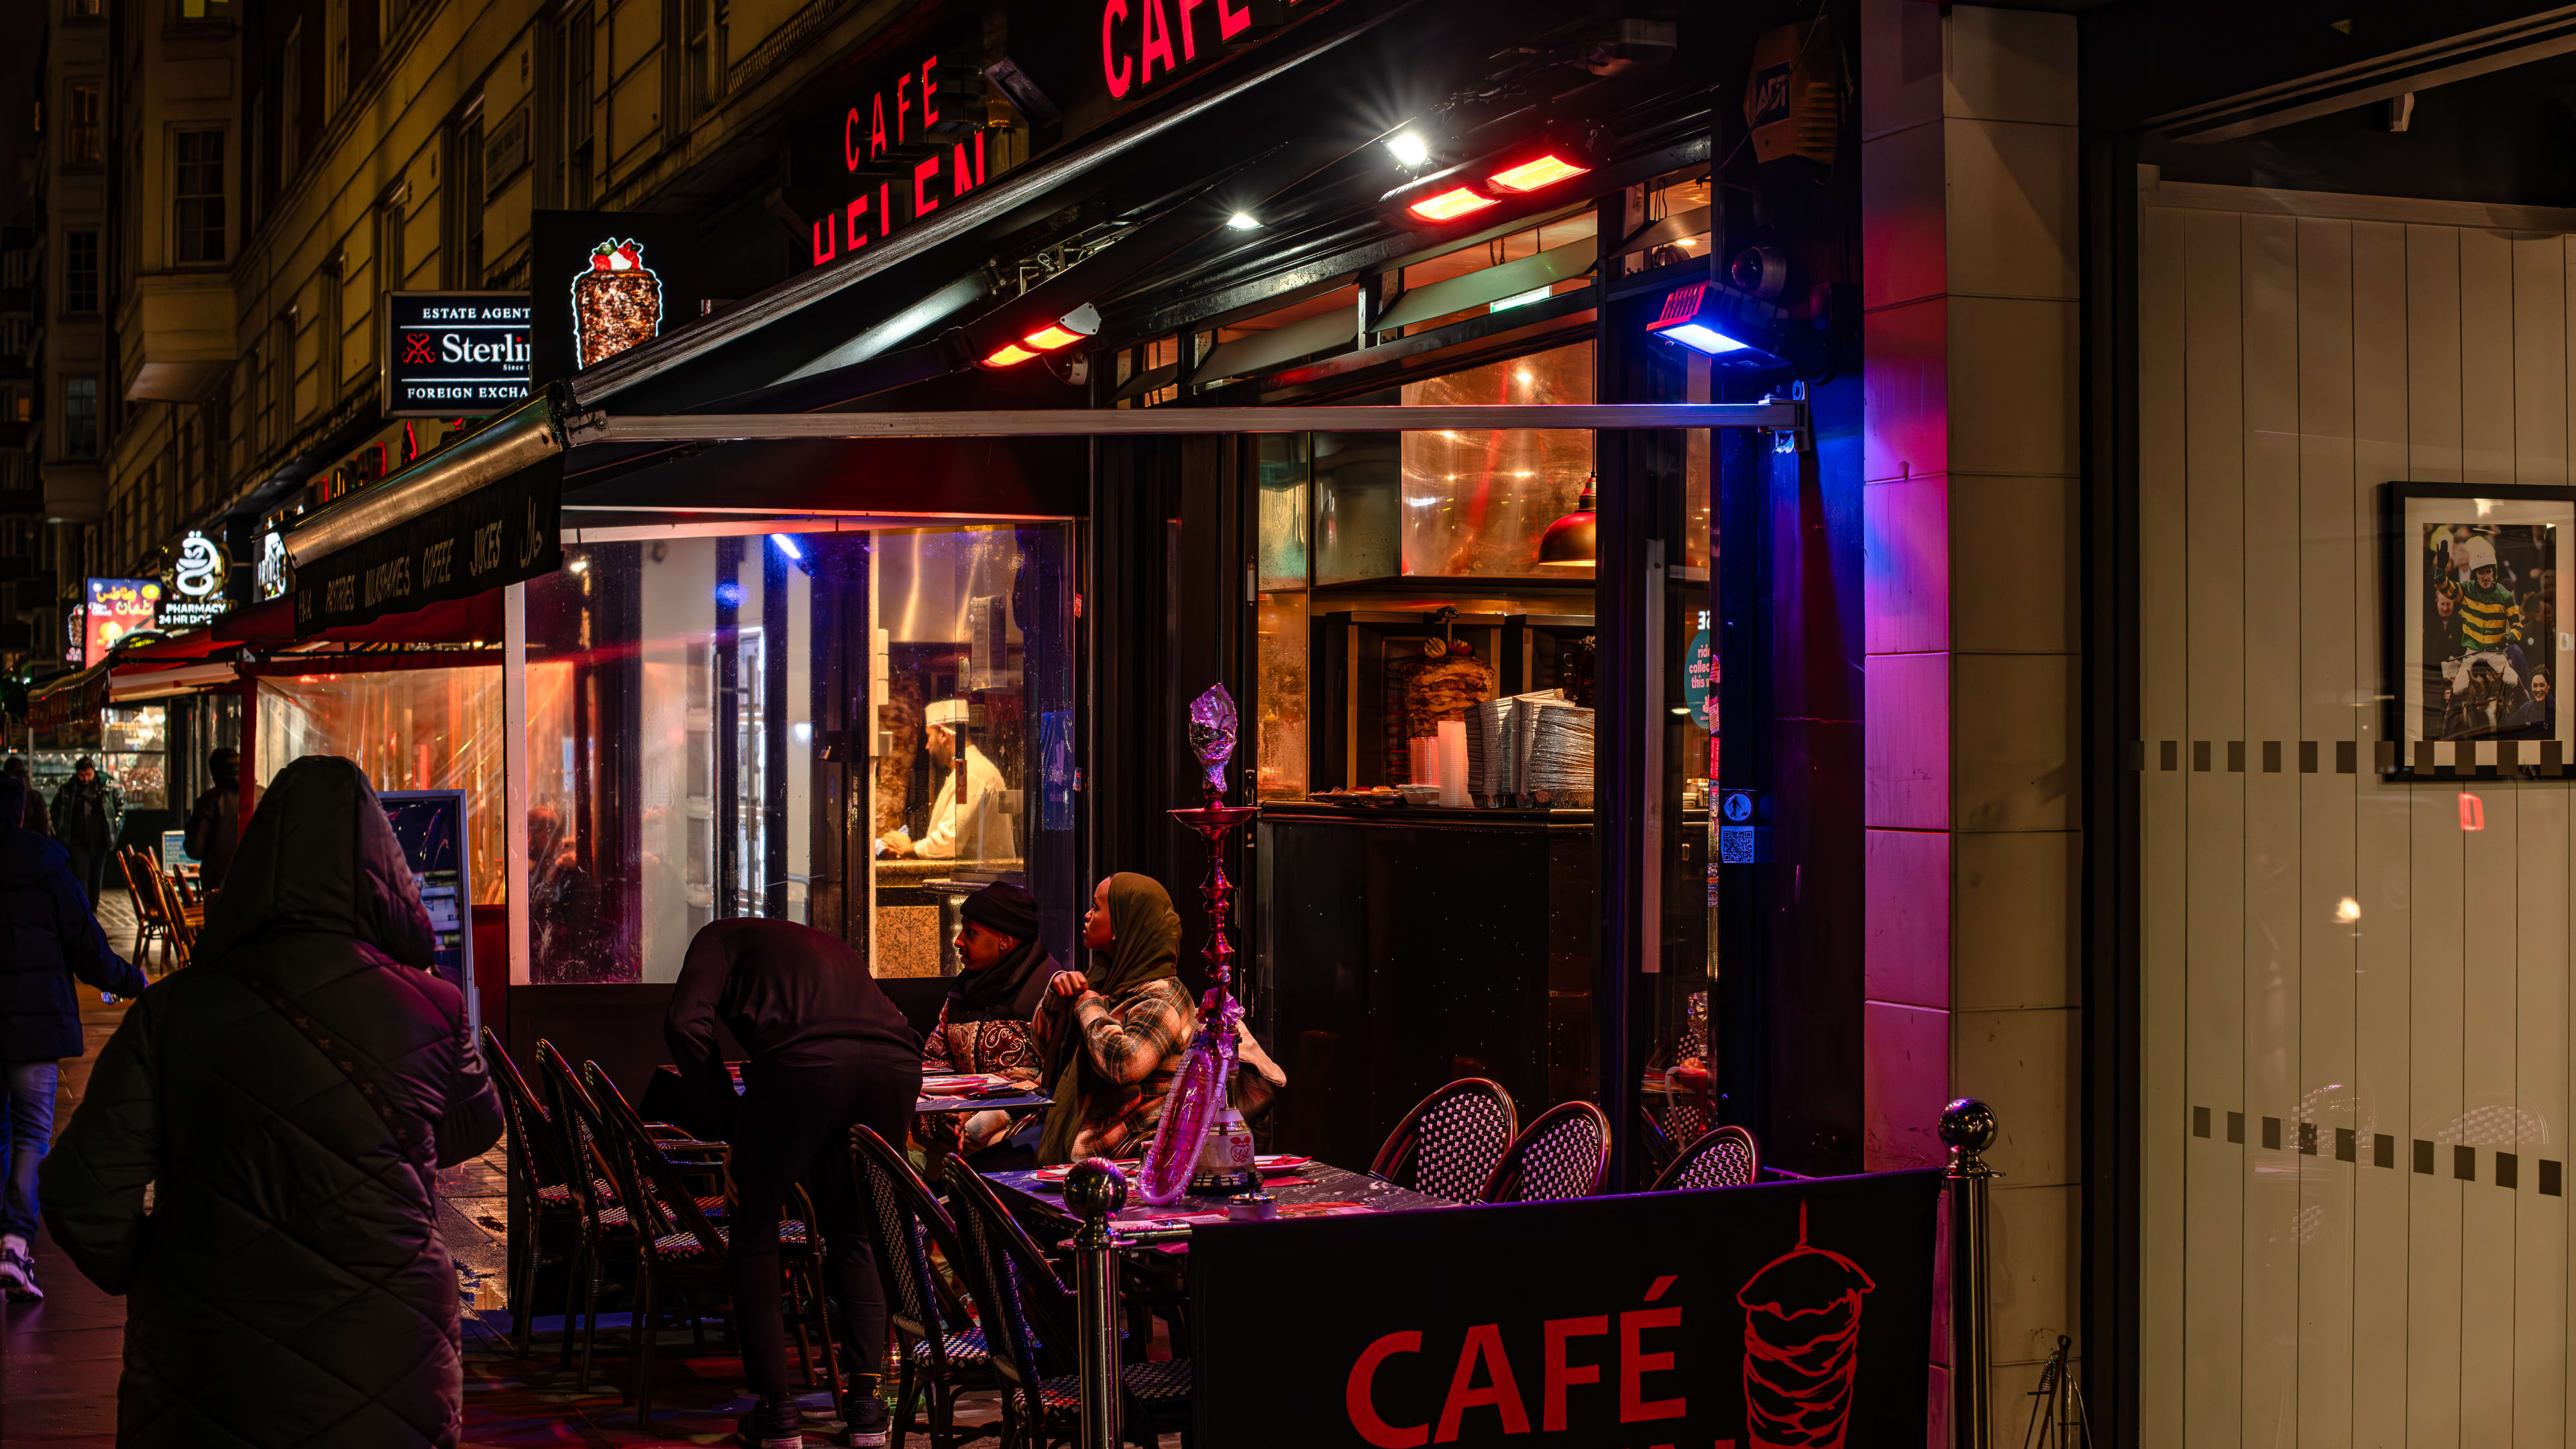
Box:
812, 52, 988, 268
1102, 0, 1294, 100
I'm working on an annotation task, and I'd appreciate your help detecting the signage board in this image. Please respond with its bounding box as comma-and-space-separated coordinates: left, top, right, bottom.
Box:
157, 531, 233, 629
256, 529, 291, 601
382, 292, 533, 417
530, 213, 702, 383
64, 605, 83, 664
380, 789, 478, 1034
1683, 627, 1714, 727
83, 578, 161, 661
1190, 1170, 1943, 1449
292, 453, 564, 633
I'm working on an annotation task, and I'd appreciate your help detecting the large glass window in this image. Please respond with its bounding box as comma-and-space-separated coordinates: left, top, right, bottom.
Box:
62, 376, 99, 457
523, 523, 1076, 984
64, 229, 99, 312
175, 131, 227, 264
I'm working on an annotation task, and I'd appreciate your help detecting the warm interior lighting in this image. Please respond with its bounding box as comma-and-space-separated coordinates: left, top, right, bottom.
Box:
1487, 153, 1590, 193
1387, 131, 1432, 167
983, 342, 1040, 367
1536, 476, 1599, 568
1408, 186, 1498, 223
1022, 324, 1087, 352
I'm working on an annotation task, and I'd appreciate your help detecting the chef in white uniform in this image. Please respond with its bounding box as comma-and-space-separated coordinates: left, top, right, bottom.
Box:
883, 698, 1010, 861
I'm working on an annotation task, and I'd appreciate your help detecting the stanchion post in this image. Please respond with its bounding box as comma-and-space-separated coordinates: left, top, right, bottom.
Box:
1063, 1158, 1126, 1449
1942, 1097, 1998, 1449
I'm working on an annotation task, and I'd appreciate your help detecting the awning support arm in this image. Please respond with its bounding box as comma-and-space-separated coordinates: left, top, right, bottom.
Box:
566, 400, 1807, 444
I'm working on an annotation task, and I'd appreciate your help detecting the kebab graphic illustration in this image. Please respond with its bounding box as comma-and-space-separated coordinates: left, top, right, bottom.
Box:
1737, 1203, 1876, 1449
571, 239, 663, 368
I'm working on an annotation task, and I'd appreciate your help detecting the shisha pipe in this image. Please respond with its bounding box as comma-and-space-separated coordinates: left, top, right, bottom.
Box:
1134, 685, 1258, 1205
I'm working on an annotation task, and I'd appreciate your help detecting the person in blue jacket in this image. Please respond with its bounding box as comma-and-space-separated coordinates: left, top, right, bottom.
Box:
0, 772, 144, 1302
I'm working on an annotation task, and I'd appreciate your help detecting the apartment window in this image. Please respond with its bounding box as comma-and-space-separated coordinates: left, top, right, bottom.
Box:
64, 0, 100, 17
376, 197, 406, 294
686, 0, 727, 115
326, 0, 350, 116
449, 113, 485, 286
564, 9, 594, 205
176, 131, 227, 264
66, 85, 101, 165
1, 317, 26, 357
62, 378, 99, 458
282, 24, 305, 172
9, 388, 29, 425
65, 229, 98, 312
176, 0, 233, 20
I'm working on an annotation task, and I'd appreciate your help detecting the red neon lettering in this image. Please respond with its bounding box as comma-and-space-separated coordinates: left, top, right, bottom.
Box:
812, 215, 835, 265
913, 156, 942, 216
1540, 1316, 1609, 1431
844, 107, 865, 169
845, 195, 870, 248
879, 182, 892, 234
951, 142, 974, 196
974, 128, 987, 185
870, 94, 888, 158
1217, 0, 1254, 39
1434, 1325, 1530, 1442
1102, 0, 1132, 98
1178, 0, 1202, 58
921, 56, 939, 126
1348, 1332, 1428, 1449
1139, 0, 1177, 83
1617, 1308, 1686, 1423
896, 74, 912, 142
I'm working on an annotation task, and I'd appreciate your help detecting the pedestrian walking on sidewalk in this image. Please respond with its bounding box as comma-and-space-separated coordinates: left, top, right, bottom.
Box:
182, 747, 241, 893
40, 755, 504, 1448
0, 774, 145, 1304
50, 757, 122, 906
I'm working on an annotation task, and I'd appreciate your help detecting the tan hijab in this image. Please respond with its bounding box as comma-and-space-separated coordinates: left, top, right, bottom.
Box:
1037, 873, 1181, 1163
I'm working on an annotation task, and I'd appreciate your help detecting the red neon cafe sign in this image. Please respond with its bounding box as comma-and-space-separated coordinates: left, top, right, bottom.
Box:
810, 52, 989, 267
1099, 0, 1301, 100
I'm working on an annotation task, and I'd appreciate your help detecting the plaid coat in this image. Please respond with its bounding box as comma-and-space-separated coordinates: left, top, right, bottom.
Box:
1030, 977, 1197, 1163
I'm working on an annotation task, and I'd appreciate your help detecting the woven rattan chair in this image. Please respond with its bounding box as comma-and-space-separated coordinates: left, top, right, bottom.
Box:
942, 1161, 1191, 1449
1649, 1124, 1762, 1193
1368, 1077, 1518, 1204
535, 1042, 635, 1384
115, 849, 170, 970
1479, 1100, 1613, 1203
850, 1125, 995, 1448
481, 1029, 585, 1358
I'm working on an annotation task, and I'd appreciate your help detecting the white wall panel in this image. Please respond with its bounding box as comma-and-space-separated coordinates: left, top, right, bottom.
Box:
2139, 184, 2576, 1449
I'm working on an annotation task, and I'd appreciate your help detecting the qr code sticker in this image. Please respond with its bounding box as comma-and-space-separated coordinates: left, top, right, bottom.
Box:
1718, 826, 1756, 864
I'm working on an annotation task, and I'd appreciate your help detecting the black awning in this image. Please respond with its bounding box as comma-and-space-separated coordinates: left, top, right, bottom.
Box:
284, 392, 569, 633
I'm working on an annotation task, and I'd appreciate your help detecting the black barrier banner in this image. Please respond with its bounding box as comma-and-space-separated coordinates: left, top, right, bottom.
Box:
291, 453, 563, 633
1190, 1169, 1943, 1449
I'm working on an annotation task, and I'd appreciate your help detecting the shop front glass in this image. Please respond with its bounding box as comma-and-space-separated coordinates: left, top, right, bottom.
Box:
522, 523, 1076, 985
256, 666, 508, 903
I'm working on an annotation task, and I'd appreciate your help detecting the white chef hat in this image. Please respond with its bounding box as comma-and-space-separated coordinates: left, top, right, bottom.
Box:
926, 698, 969, 729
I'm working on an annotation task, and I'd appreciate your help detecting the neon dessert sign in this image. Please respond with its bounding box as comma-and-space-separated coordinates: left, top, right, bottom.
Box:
570, 239, 663, 368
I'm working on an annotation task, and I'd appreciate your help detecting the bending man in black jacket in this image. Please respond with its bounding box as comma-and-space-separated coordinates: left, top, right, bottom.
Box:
665, 918, 918, 1449
40, 756, 503, 1448
0, 775, 145, 1303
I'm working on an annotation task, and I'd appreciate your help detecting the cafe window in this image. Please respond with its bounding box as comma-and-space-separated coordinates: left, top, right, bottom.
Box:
521, 522, 1077, 985
175, 130, 227, 264
257, 667, 508, 904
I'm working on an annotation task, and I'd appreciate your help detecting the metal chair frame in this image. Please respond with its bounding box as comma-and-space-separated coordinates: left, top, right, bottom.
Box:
850, 1125, 997, 1449
480, 1028, 584, 1360
1648, 1124, 1762, 1193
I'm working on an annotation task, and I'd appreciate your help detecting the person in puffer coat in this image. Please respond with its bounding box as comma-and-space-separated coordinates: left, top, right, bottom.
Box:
38, 755, 505, 1448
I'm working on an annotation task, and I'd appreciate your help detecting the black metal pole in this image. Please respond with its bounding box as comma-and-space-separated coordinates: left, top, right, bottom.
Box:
1944, 1097, 1998, 1449
1065, 1159, 1128, 1449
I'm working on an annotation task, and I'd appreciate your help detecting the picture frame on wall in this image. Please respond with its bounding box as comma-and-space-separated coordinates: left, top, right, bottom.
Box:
2383, 481, 2575, 777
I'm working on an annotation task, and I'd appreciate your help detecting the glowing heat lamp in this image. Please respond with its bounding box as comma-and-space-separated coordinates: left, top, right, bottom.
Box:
981, 342, 1041, 368
1022, 323, 1088, 352
1487, 153, 1591, 193
1646, 281, 1773, 360
1409, 186, 1499, 223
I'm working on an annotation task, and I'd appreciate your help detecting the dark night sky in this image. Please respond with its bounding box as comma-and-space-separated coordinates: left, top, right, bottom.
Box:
0, 0, 37, 227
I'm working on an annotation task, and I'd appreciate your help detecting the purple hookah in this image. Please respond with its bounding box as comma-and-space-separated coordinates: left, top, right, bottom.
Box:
1133, 684, 1261, 1205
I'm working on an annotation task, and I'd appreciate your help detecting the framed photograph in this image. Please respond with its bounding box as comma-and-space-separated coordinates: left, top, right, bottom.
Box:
2383, 482, 2574, 776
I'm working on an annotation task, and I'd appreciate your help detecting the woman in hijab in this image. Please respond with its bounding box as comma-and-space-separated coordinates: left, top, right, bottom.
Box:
39, 756, 503, 1448
1032, 873, 1193, 1165
918, 881, 1052, 1164
664, 918, 917, 1449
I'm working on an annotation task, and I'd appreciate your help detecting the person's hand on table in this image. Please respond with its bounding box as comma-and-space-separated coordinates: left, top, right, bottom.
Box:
961, 1110, 1009, 1149
1048, 969, 1089, 997
879, 833, 916, 859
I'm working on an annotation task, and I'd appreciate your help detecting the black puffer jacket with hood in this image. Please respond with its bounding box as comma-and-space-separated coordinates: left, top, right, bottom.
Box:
0, 776, 145, 1061
39, 755, 504, 1448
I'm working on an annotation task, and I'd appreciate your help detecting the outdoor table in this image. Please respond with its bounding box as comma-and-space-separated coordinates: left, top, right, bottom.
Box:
643, 1062, 1053, 1118
983, 1159, 1456, 1235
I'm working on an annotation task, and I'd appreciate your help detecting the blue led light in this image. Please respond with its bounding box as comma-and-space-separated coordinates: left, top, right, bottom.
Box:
714, 580, 746, 608
1656, 321, 1751, 356
769, 533, 805, 561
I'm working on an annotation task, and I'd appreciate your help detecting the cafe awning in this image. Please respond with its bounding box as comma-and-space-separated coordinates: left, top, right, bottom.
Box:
109, 661, 242, 703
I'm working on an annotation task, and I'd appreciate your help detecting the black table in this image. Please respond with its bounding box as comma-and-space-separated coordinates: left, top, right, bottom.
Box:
984, 1159, 1457, 1234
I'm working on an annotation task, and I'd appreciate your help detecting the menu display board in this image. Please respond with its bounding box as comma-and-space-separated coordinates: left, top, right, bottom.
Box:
380, 790, 478, 1032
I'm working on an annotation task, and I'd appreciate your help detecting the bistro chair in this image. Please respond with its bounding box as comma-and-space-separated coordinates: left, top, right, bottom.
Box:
480, 1028, 586, 1360
149, 860, 200, 969
849, 1125, 996, 1449
1368, 1077, 1518, 1205
115, 850, 170, 971
1479, 1100, 1613, 1203
941, 1160, 1192, 1449
535, 1041, 637, 1385
1649, 1125, 1762, 1193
